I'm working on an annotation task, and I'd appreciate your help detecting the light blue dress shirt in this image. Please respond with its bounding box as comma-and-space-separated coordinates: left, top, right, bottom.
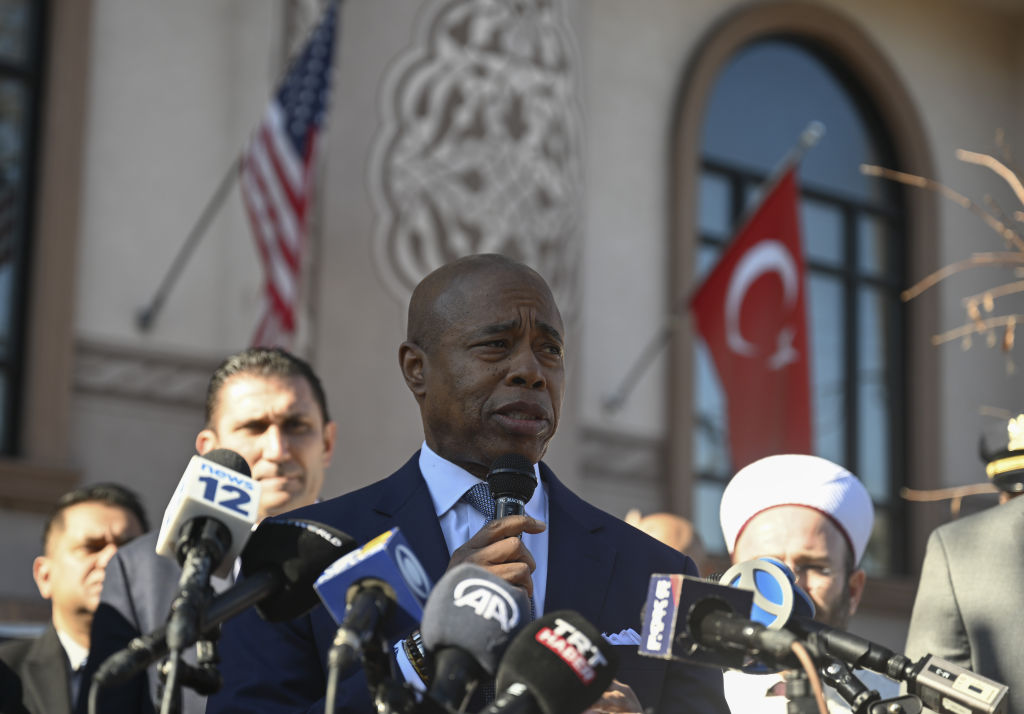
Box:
394, 442, 550, 686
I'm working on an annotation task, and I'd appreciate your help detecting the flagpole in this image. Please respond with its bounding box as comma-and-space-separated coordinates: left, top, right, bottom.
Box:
134, 0, 343, 334
601, 120, 826, 413
135, 156, 242, 331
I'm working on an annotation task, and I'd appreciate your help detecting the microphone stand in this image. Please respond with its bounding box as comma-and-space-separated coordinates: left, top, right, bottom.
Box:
158, 631, 223, 702
820, 658, 922, 714
782, 669, 820, 714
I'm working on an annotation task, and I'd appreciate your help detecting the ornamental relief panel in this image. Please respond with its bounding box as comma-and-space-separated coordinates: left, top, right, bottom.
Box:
370, 0, 583, 316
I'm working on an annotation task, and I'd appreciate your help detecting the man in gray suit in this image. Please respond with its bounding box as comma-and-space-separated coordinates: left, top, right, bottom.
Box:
905, 413, 1024, 712
0, 484, 148, 714
79, 347, 336, 714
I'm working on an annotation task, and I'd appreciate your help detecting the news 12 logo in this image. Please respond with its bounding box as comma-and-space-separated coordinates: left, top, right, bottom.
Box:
639, 574, 681, 659
453, 578, 521, 633
193, 457, 257, 519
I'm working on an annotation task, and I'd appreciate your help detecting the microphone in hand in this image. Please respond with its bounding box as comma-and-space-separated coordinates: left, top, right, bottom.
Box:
487, 454, 537, 520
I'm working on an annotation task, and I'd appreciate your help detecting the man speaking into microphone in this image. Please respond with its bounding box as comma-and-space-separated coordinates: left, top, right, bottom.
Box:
209, 254, 727, 714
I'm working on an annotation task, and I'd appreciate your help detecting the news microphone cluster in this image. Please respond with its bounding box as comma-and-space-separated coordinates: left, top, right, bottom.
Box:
92, 518, 355, 690
638, 558, 1009, 714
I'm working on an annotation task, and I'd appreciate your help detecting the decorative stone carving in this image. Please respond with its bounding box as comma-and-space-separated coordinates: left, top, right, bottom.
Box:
370, 0, 584, 315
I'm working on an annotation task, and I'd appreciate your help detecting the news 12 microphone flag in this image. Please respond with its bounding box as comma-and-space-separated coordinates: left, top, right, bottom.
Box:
689, 166, 812, 470
240, 2, 339, 349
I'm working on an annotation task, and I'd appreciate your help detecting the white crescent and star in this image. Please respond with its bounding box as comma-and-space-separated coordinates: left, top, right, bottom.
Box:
723, 239, 801, 370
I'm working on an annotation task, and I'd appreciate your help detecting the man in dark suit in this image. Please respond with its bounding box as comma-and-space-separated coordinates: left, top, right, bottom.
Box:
0, 484, 148, 714
208, 254, 727, 713
80, 347, 337, 714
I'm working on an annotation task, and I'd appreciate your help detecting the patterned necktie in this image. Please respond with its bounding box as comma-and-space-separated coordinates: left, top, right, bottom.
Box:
461, 481, 496, 522
460, 482, 499, 704
460, 482, 536, 619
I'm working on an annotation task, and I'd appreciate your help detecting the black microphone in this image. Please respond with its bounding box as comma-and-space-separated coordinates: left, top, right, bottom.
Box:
154, 449, 258, 654
92, 518, 356, 689
420, 563, 531, 712
639, 572, 756, 669
479, 610, 619, 714
685, 594, 801, 667
487, 454, 537, 520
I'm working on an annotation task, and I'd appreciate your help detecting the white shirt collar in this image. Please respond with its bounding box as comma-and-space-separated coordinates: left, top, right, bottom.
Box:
55, 628, 89, 671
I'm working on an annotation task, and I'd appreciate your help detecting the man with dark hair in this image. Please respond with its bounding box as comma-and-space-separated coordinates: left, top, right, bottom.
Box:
0, 483, 147, 714
208, 254, 727, 714
80, 346, 336, 714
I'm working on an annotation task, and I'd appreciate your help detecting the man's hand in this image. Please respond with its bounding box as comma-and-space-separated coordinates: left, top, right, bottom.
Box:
583, 679, 644, 713
447, 515, 546, 596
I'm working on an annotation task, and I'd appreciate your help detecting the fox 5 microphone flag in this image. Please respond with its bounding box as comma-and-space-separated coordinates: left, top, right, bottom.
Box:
240, 2, 338, 349
690, 166, 812, 470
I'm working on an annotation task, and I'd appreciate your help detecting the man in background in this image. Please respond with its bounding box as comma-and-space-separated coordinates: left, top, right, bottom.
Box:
718, 453, 898, 712
905, 413, 1024, 713
0, 484, 148, 714
625, 509, 709, 574
80, 346, 336, 714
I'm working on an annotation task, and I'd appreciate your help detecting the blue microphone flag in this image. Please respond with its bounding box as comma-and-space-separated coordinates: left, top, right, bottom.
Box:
314, 527, 433, 636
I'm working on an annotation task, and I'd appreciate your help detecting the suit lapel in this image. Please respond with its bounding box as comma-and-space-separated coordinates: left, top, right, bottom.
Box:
23, 626, 71, 714
543, 465, 616, 626
370, 454, 452, 584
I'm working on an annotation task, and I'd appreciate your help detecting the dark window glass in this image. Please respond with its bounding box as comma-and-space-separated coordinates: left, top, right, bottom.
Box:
0, 0, 43, 454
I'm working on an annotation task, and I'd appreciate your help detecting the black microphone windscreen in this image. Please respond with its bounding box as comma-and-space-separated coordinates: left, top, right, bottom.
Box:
240, 518, 357, 621
487, 454, 537, 503
201, 448, 252, 477
495, 610, 618, 714
420, 563, 531, 675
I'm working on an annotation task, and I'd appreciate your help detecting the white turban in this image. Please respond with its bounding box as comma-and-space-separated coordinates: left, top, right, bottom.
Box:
719, 454, 874, 565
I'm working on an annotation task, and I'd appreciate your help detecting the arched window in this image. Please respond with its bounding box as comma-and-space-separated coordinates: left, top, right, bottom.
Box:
689, 37, 907, 576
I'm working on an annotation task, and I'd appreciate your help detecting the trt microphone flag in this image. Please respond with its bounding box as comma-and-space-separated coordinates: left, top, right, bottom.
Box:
690, 166, 812, 469
240, 2, 338, 348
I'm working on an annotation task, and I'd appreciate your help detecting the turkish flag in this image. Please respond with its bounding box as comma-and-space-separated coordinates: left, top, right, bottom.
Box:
690, 167, 812, 469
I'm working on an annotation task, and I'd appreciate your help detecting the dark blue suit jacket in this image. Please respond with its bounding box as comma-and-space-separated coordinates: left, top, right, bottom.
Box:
0, 625, 72, 714
208, 454, 727, 713
77, 530, 233, 714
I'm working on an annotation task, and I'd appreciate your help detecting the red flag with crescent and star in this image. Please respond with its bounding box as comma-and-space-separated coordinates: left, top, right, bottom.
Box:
690, 166, 812, 470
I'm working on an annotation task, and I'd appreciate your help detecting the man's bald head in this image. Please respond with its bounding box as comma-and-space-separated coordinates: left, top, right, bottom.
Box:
399, 253, 565, 477
407, 254, 554, 353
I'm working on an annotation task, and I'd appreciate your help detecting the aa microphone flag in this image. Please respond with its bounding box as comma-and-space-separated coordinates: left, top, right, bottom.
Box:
689, 166, 812, 469
240, 2, 338, 348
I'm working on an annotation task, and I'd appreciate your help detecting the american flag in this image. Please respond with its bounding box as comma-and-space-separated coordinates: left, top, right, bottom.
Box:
240, 2, 338, 348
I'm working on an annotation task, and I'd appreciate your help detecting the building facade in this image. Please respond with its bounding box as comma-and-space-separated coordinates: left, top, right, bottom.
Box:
1, 0, 1022, 649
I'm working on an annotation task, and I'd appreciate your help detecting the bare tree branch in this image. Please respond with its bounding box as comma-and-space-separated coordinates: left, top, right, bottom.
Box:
901, 253, 1024, 301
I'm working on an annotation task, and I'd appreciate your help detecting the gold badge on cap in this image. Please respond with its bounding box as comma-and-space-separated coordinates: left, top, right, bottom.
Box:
986, 414, 1024, 480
